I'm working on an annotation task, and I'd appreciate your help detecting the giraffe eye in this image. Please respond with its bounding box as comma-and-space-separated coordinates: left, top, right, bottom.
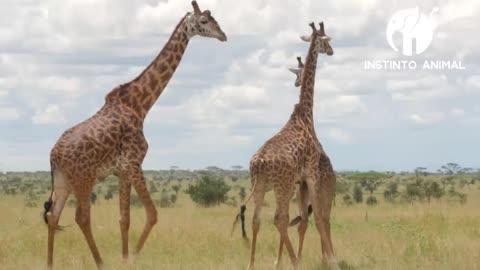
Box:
200, 19, 208, 24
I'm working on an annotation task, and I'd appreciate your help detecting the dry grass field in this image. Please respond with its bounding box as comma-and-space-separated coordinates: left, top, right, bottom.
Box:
1, 182, 479, 270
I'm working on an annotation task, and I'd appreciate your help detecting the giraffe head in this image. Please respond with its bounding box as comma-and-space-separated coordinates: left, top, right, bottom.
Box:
300, 22, 333, 56
184, 1, 227, 42
288, 56, 304, 87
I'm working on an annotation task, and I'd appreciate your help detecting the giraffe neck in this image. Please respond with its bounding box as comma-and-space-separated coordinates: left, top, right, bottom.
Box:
296, 38, 320, 121
106, 15, 192, 120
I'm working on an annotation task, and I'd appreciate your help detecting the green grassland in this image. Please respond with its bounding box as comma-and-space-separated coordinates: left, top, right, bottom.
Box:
0, 170, 479, 270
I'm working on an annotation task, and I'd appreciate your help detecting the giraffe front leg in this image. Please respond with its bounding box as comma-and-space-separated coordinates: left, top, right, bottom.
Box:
119, 177, 132, 260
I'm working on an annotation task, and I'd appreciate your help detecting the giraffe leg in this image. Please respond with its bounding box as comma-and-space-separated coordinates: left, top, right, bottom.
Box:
307, 180, 338, 270
130, 166, 158, 255
47, 189, 69, 270
296, 182, 310, 262
273, 191, 297, 270
322, 189, 337, 269
248, 188, 265, 270
119, 178, 132, 260
75, 194, 103, 269
275, 238, 284, 269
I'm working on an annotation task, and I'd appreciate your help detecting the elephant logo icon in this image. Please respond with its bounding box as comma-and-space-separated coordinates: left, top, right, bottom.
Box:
386, 7, 439, 56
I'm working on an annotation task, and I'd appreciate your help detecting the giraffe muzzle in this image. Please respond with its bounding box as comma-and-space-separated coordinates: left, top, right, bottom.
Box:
217, 32, 227, 42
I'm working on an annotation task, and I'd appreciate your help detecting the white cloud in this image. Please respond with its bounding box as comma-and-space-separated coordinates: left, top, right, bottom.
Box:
316, 95, 367, 123
409, 112, 445, 126
0, 107, 20, 121
32, 104, 67, 125
325, 127, 353, 144
450, 108, 465, 117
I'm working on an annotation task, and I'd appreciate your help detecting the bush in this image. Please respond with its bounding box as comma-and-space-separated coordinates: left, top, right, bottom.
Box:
186, 174, 231, 207
225, 196, 238, 207
238, 187, 247, 201
67, 197, 76, 207
366, 195, 378, 206
90, 192, 97, 205
172, 184, 181, 194
384, 182, 399, 203
447, 187, 467, 204
104, 190, 113, 200
130, 194, 143, 207
157, 191, 172, 208
353, 184, 363, 203
423, 181, 444, 202
24, 190, 38, 207
342, 194, 353, 205
170, 194, 177, 204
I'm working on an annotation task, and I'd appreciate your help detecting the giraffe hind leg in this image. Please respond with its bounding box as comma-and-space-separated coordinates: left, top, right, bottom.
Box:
296, 181, 310, 261
248, 184, 265, 270
273, 184, 297, 270
75, 190, 104, 269
119, 177, 132, 260
46, 187, 70, 269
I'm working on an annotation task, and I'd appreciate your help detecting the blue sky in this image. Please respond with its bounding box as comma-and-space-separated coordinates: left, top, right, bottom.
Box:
0, 0, 479, 172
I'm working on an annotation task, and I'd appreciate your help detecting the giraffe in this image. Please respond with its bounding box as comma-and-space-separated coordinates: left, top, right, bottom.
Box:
232, 22, 338, 270
42, 2, 226, 269
289, 56, 305, 88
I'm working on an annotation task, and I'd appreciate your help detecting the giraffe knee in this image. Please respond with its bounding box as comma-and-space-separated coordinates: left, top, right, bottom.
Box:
119, 217, 130, 230
75, 212, 89, 226
252, 215, 260, 230
75, 206, 90, 226
273, 212, 288, 228
147, 207, 158, 226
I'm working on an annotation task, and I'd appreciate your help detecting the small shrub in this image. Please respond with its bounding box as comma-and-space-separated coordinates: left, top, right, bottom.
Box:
366, 195, 378, 206
90, 192, 97, 205
157, 191, 172, 208
238, 187, 247, 201
130, 194, 143, 207
172, 184, 181, 195
342, 194, 353, 205
67, 197, 76, 207
225, 196, 238, 207
186, 174, 231, 207
353, 184, 363, 203
104, 190, 113, 200
170, 194, 177, 204
384, 182, 399, 203
149, 182, 158, 193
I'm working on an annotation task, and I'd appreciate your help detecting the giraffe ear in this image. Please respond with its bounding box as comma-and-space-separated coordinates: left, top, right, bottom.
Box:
288, 68, 302, 75
321, 36, 332, 41
300, 35, 311, 42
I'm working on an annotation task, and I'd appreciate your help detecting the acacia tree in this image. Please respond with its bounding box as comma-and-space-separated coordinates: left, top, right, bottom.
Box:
438, 163, 463, 191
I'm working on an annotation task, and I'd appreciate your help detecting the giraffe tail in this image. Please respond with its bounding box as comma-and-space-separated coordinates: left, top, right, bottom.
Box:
43, 162, 65, 231
231, 176, 258, 241
289, 204, 313, 226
